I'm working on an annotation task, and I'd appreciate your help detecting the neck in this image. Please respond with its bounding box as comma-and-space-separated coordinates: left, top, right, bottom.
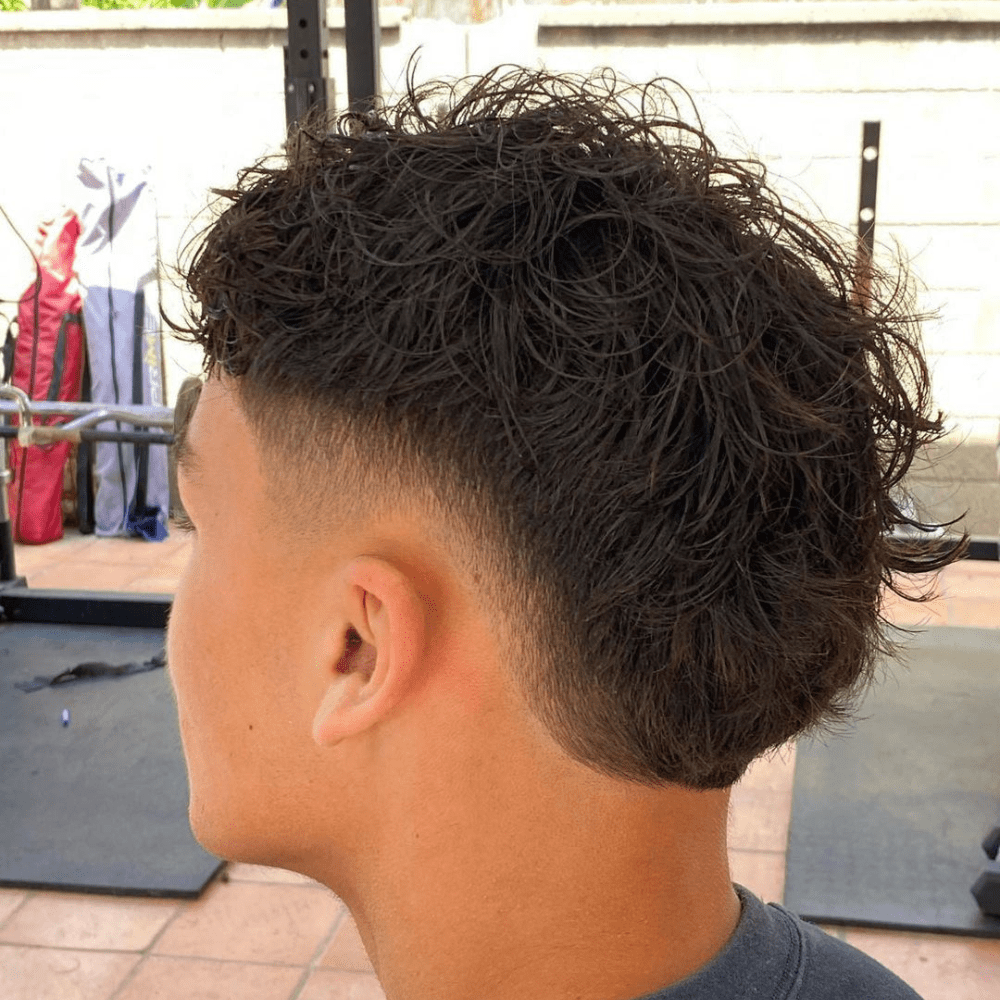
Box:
326, 759, 740, 1000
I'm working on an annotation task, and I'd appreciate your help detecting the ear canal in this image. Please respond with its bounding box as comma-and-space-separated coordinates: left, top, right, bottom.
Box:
337, 629, 360, 673
337, 627, 377, 679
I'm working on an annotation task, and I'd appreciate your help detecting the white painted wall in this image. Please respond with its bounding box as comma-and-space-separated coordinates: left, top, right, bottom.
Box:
1, 2, 997, 528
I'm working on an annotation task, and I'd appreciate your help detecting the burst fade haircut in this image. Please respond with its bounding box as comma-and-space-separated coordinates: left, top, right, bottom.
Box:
178, 67, 967, 789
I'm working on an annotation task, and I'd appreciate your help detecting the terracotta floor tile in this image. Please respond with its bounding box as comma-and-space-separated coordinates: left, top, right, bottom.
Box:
113, 955, 303, 1000
727, 787, 793, 853
23, 561, 146, 593
0, 944, 138, 1000
887, 568, 942, 594
47, 531, 99, 551
126, 574, 180, 594
843, 927, 1000, 1000
881, 592, 949, 629
160, 557, 192, 578
225, 863, 319, 886
0, 890, 28, 928
11, 546, 74, 577
941, 561, 1000, 599
0, 892, 180, 951
815, 924, 848, 941
163, 534, 194, 556
78, 537, 187, 568
153, 880, 343, 965
728, 850, 786, 905
737, 744, 798, 795
14, 533, 98, 560
948, 598, 1000, 627
296, 969, 386, 1000
317, 915, 374, 973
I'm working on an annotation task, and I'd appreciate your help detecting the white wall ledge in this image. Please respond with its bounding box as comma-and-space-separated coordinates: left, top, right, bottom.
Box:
3, 2, 1000, 36
0, 6, 408, 33
538, 2, 1000, 29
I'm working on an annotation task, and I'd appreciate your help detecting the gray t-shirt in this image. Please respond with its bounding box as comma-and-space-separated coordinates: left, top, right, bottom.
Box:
637, 886, 922, 999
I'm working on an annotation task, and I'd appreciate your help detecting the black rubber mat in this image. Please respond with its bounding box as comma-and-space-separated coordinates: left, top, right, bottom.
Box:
785, 626, 1000, 937
0, 622, 223, 897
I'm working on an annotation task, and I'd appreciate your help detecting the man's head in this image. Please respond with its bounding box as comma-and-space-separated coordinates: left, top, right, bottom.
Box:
171, 68, 961, 850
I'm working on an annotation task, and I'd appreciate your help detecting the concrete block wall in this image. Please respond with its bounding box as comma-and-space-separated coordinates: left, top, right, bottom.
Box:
522, 2, 1000, 537
1, 1, 997, 535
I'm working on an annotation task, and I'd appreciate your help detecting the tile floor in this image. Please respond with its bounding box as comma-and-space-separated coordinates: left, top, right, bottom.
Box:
1, 530, 998, 1000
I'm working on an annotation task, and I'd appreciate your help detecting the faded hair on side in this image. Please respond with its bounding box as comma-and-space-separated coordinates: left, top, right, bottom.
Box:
177, 67, 967, 788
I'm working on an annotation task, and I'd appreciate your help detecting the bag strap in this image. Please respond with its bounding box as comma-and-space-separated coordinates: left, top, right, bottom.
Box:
130, 289, 149, 511
1, 315, 16, 385
46, 310, 81, 403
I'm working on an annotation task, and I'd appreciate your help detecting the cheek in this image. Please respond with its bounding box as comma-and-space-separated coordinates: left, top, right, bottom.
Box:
168, 545, 246, 734
168, 540, 303, 741
167, 551, 216, 746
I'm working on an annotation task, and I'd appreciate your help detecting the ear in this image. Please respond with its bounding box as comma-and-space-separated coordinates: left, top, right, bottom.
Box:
312, 556, 427, 747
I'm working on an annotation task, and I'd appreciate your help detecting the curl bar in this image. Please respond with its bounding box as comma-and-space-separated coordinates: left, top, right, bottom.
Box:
0, 385, 174, 448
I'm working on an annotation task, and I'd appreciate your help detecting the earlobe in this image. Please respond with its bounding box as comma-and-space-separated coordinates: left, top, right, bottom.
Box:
311, 557, 426, 748
312, 669, 370, 746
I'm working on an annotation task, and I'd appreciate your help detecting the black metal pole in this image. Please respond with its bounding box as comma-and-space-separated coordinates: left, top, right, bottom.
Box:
284, 0, 329, 131
0, 434, 18, 583
852, 121, 881, 313
858, 121, 881, 259
0, 427, 174, 447
345, 0, 380, 114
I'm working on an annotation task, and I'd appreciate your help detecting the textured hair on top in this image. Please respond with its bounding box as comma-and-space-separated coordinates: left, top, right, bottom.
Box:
178, 66, 967, 789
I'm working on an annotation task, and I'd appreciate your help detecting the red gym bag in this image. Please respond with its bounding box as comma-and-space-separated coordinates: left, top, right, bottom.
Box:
7, 212, 85, 544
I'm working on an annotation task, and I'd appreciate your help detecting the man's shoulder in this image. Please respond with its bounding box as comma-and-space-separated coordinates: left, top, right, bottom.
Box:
788, 905, 922, 1000
639, 887, 922, 1000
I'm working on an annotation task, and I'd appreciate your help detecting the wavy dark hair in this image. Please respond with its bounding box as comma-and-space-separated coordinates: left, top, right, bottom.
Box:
177, 67, 966, 789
